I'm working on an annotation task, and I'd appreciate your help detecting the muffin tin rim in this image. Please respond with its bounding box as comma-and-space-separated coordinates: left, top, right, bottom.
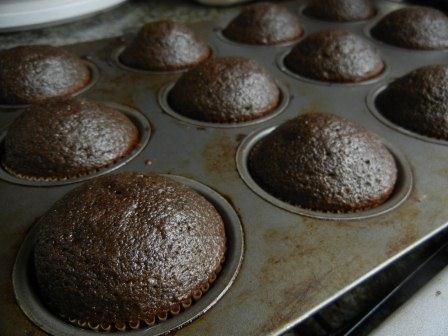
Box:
367, 82, 448, 147
157, 79, 290, 129
276, 48, 389, 87
0, 59, 100, 110
111, 42, 217, 75
0, 102, 151, 186
236, 124, 413, 221
12, 173, 244, 336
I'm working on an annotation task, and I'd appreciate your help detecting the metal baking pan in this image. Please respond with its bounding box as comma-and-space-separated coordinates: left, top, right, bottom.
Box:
1, 0, 448, 335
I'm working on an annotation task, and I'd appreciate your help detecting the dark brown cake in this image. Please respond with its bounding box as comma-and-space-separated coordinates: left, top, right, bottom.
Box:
223, 2, 304, 45
376, 65, 448, 140
371, 7, 448, 50
34, 172, 226, 330
304, 0, 376, 22
0, 45, 91, 105
168, 56, 280, 123
1, 98, 139, 179
249, 113, 397, 213
120, 20, 210, 71
284, 29, 384, 83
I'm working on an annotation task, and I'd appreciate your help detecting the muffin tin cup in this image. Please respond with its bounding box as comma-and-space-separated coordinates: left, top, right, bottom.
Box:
157, 80, 290, 128
276, 49, 390, 87
0, 102, 151, 186
236, 125, 413, 221
0, 59, 100, 110
111, 43, 217, 75
12, 174, 244, 336
367, 82, 448, 147
214, 28, 304, 49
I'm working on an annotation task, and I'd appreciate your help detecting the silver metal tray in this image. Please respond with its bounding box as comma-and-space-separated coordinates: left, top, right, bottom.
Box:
1, 1, 448, 335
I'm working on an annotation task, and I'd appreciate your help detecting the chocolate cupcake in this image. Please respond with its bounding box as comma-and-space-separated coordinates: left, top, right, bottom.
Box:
168, 57, 280, 123
376, 65, 448, 140
1, 98, 139, 180
371, 7, 448, 50
120, 21, 210, 71
34, 172, 226, 330
0, 45, 91, 105
223, 2, 304, 45
249, 113, 397, 212
284, 30, 384, 83
304, 0, 376, 22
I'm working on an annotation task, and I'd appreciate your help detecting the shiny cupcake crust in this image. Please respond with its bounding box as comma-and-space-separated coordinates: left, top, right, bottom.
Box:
249, 113, 397, 213
33, 172, 227, 329
376, 65, 448, 140
168, 57, 280, 123
284, 29, 384, 83
2, 98, 139, 180
120, 20, 210, 71
223, 2, 304, 45
0, 45, 91, 105
371, 7, 448, 50
304, 0, 376, 22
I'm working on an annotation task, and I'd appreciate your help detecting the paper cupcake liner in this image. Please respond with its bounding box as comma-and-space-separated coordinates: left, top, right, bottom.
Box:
65, 253, 226, 332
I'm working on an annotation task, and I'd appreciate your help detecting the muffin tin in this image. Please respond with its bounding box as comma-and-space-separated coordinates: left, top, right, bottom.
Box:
1, 0, 448, 335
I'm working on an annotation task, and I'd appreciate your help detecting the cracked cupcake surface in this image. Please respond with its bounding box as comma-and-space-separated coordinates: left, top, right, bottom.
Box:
1, 98, 139, 180
376, 65, 448, 140
223, 2, 303, 45
0, 45, 91, 105
371, 7, 448, 50
120, 20, 210, 71
249, 113, 397, 213
304, 0, 376, 22
168, 56, 280, 123
284, 30, 384, 83
33, 172, 226, 329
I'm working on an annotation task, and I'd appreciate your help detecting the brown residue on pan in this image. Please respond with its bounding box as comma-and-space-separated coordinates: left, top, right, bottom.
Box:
386, 222, 419, 257
235, 133, 247, 143
253, 185, 424, 335
299, 101, 330, 116
202, 132, 236, 177
439, 167, 448, 178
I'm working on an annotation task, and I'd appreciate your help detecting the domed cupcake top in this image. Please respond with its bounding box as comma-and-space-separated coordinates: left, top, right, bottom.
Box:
376, 65, 448, 140
34, 172, 226, 328
371, 7, 448, 50
284, 29, 384, 83
120, 20, 210, 71
168, 57, 280, 123
2, 98, 139, 179
304, 0, 376, 22
249, 113, 397, 213
0, 45, 91, 105
223, 2, 303, 45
